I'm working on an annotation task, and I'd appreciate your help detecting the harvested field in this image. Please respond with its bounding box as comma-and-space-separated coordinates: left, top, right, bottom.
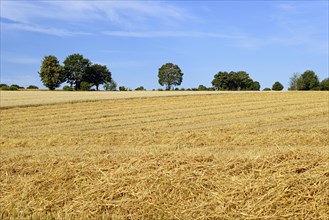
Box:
0, 90, 219, 108
1, 91, 328, 219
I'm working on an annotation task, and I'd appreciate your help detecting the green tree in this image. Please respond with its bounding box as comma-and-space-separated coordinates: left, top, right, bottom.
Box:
63, 54, 91, 90
249, 81, 261, 91
288, 73, 300, 90
135, 86, 146, 91
104, 79, 117, 91
198, 85, 208, 91
233, 71, 253, 90
85, 64, 111, 91
211, 71, 230, 90
212, 71, 258, 91
158, 63, 183, 90
39, 55, 64, 90
297, 70, 319, 90
27, 85, 39, 89
272, 81, 284, 91
320, 78, 329, 91
119, 86, 127, 91
80, 81, 91, 91
63, 85, 74, 91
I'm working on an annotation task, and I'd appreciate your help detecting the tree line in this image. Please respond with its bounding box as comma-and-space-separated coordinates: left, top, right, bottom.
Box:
8, 54, 326, 91
39, 54, 111, 91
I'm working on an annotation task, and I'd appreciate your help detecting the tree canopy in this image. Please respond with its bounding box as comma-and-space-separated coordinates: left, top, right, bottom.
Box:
297, 70, 320, 90
272, 81, 284, 91
158, 63, 183, 90
38, 54, 112, 91
85, 64, 112, 91
212, 71, 260, 91
320, 78, 329, 91
63, 54, 91, 90
39, 55, 64, 90
288, 73, 300, 91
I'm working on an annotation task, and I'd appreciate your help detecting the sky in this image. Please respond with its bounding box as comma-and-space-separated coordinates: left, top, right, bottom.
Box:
1, 0, 328, 90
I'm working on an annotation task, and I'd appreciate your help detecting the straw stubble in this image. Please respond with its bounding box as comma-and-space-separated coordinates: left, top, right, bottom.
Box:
1, 92, 328, 219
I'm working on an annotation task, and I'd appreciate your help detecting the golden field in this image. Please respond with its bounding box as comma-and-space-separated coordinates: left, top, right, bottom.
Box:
0, 90, 219, 108
0, 91, 328, 219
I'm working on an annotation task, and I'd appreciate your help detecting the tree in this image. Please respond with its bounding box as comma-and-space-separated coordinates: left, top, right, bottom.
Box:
104, 79, 117, 91
263, 88, 271, 91
158, 63, 183, 90
233, 71, 254, 91
63, 54, 91, 90
211, 71, 230, 90
288, 73, 300, 90
135, 86, 146, 91
119, 86, 127, 91
212, 71, 259, 91
272, 81, 284, 91
39, 55, 64, 90
249, 81, 261, 91
85, 64, 111, 91
198, 85, 208, 91
27, 85, 39, 89
80, 81, 91, 91
297, 70, 319, 90
63, 86, 74, 91
320, 78, 329, 91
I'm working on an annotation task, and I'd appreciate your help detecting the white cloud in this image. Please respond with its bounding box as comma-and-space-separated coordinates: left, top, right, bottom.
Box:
1, 22, 90, 37
103, 30, 244, 39
1, 53, 40, 65
0, 1, 190, 31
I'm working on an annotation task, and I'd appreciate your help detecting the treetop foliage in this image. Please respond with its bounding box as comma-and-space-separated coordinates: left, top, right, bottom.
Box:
212, 71, 260, 91
272, 81, 284, 91
39, 54, 111, 91
288, 70, 327, 91
319, 78, 329, 91
297, 70, 320, 90
36, 55, 327, 92
158, 63, 183, 90
39, 55, 64, 90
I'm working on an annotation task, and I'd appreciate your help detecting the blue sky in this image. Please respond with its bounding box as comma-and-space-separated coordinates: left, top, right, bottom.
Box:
1, 0, 328, 90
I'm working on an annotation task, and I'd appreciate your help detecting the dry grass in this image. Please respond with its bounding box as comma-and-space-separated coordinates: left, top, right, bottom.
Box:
1, 91, 328, 219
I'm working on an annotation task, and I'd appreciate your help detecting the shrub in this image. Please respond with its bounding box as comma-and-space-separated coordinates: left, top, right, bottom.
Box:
27, 85, 39, 89
320, 78, 329, 91
10, 84, 21, 89
63, 86, 74, 91
157, 88, 164, 91
8, 84, 20, 90
135, 86, 146, 91
80, 82, 90, 91
119, 86, 127, 91
272, 82, 284, 91
0, 85, 10, 90
198, 85, 208, 91
104, 80, 117, 91
263, 88, 271, 91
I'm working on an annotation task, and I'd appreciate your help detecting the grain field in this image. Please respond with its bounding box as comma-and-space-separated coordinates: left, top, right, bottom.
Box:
0, 91, 328, 219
